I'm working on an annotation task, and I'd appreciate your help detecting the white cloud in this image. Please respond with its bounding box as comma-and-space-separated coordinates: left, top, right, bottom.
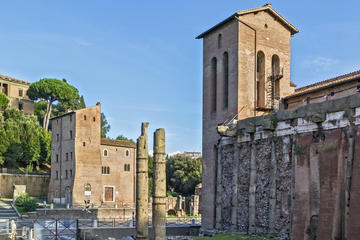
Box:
76, 40, 95, 47
303, 56, 339, 71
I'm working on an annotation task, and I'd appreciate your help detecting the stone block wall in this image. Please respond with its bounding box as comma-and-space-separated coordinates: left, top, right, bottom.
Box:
215, 94, 360, 239
0, 173, 50, 199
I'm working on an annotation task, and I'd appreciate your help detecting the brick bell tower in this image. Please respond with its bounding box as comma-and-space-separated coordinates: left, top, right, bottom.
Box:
196, 4, 298, 231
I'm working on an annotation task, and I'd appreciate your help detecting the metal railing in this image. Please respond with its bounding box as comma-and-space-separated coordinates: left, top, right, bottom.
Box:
77, 217, 201, 228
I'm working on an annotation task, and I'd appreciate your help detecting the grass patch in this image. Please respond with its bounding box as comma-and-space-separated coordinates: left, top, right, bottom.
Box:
15, 206, 27, 216
0, 198, 12, 201
194, 234, 271, 240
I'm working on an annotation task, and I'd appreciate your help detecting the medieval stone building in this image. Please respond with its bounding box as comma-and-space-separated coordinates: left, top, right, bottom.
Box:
48, 103, 136, 207
0, 73, 34, 114
198, 3, 360, 239
196, 4, 298, 231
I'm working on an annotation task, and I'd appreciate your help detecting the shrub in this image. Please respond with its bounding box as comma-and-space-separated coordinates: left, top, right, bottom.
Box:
15, 193, 38, 212
166, 191, 178, 197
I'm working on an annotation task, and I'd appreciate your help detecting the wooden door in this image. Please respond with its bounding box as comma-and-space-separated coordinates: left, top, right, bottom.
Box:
104, 187, 113, 201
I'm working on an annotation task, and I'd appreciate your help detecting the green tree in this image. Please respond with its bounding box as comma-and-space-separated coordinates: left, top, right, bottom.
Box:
101, 113, 111, 138
116, 135, 135, 144
27, 78, 79, 130
0, 108, 51, 170
0, 92, 9, 109
166, 155, 202, 196
148, 155, 153, 194
53, 94, 86, 116
33, 101, 47, 126
79, 95, 86, 109
34, 95, 86, 127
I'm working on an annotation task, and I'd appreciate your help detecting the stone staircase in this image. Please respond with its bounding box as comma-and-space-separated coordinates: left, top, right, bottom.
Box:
0, 200, 18, 219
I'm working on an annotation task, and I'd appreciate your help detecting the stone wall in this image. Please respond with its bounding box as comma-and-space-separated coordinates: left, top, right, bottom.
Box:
0, 173, 49, 199
215, 94, 360, 239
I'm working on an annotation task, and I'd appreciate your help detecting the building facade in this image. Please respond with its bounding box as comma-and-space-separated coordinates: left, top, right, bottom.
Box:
48, 103, 136, 207
282, 70, 360, 110
199, 3, 360, 235
0, 73, 34, 114
197, 4, 298, 230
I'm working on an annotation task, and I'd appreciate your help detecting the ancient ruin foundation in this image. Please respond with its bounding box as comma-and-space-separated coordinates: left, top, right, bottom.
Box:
215, 94, 360, 239
136, 122, 149, 240
152, 128, 166, 240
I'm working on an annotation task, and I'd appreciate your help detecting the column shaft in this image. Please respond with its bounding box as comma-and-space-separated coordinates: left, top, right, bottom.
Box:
153, 128, 166, 240
136, 123, 149, 240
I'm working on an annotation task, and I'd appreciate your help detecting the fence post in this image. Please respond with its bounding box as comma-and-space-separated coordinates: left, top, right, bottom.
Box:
76, 219, 79, 240
55, 219, 58, 239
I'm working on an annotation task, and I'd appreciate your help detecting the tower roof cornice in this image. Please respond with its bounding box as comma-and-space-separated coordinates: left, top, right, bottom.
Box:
196, 4, 299, 39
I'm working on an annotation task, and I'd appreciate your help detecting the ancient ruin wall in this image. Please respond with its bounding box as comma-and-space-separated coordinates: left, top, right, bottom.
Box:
216, 94, 360, 239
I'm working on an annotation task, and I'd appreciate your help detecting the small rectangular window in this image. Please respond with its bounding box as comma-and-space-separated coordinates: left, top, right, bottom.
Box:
70, 152, 73, 160
19, 89, 23, 97
18, 103, 23, 110
83, 142, 86, 147
84, 115, 87, 120
124, 164, 130, 172
57, 134, 59, 142
102, 166, 110, 175
66, 153, 68, 161
56, 154, 59, 163
65, 170, 68, 179
70, 130, 73, 139
70, 169, 72, 178
56, 171, 59, 180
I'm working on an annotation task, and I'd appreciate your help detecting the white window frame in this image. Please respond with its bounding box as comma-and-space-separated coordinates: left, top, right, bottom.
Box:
125, 149, 130, 157
103, 185, 115, 202
103, 149, 108, 157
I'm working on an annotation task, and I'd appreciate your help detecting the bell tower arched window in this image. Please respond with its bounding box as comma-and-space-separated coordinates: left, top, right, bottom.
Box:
256, 51, 265, 108
222, 52, 229, 109
217, 34, 222, 49
272, 55, 281, 99
211, 57, 217, 112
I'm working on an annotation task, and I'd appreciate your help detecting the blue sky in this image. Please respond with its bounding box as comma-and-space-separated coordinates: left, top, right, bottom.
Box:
0, 1, 359, 154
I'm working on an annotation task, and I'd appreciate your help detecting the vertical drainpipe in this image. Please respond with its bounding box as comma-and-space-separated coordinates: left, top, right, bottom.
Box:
236, 17, 257, 117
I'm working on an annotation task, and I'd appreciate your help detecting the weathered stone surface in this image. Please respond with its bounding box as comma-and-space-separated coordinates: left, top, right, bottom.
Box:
136, 122, 149, 240
153, 128, 166, 240
237, 144, 250, 233
220, 144, 234, 231
255, 139, 271, 233
274, 136, 292, 238
214, 93, 360, 239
